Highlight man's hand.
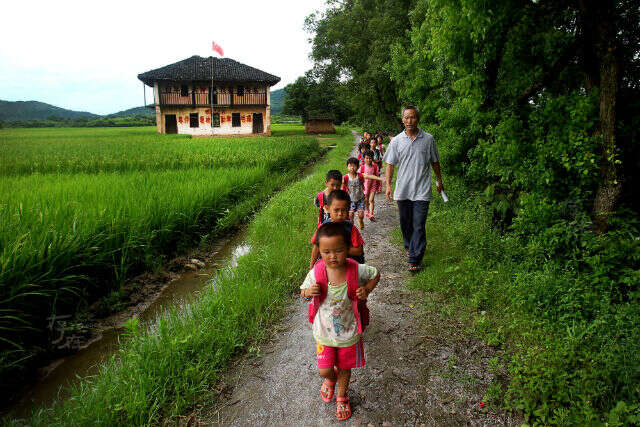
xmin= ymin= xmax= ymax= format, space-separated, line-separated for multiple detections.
xmin=356 ymin=286 xmax=369 ymax=300
xmin=436 ymin=180 xmax=444 ymax=193
xmin=385 ymin=184 xmax=393 ymax=202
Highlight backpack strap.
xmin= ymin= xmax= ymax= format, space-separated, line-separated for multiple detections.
xmin=317 ymin=192 xmax=325 ymax=225
xmin=308 ymin=259 xmax=329 ymax=324
xmin=344 ymin=259 xmax=369 ymax=334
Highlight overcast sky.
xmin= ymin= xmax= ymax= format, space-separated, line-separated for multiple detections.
xmin=0 ymin=0 xmax=327 ymax=115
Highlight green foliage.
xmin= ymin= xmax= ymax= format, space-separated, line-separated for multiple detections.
xmin=0 ymin=125 xmax=321 ymax=402
xmin=305 ymin=0 xmax=415 ymax=130
xmin=410 ymin=175 xmax=640 ymax=425
xmin=282 ymin=69 xmax=352 ymax=125
xmin=3 ymin=128 xmax=354 ymax=426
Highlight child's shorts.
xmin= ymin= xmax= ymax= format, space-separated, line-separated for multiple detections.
xmin=350 ymin=199 xmax=365 ymax=213
xmin=316 ymin=338 xmax=365 ymax=370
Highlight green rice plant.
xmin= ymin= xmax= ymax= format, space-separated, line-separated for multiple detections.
xmin=2 ymin=127 xmax=354 ymax=426
xmin=0 ymin=126 xmax=316 ymax=176
xmin=0 ymin=125 xmax=320 ymax=398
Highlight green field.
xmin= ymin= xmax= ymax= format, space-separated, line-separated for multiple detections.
xmin=3 ymin=127 xmax=353 ymax=426
xmin=0 ymin=125 xmax=320 ymax=396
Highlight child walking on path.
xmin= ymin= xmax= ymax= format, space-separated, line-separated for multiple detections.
xmin=315 ymin=170 xmax=343 ymax=226
xmin=301 ymin=222 xmax=380 ymax=421
xmin=360 ymin=150 xmax=382 ymax=220
xmin=343 ymin=158 xmax=383 ymax=229
xmin=309 ymin=190 xmax=365 ymax=269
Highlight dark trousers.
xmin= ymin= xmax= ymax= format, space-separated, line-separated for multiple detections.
xmin=397 ymin=200 xmax=430 ymax=266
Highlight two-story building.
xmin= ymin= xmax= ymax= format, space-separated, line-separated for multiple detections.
xmin=138 ymin=56 xmax=281 ymax=136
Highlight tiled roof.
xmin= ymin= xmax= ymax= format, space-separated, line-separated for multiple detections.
xmin=138 ymin=56 xmax=281 ymax=87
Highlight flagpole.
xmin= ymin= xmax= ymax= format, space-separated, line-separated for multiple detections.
xmin=210 ymin=55 xmax=214 ymax=136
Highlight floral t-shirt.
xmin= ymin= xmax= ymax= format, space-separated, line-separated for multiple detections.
xmin=301 ymin=264 xmax=378 ymax=347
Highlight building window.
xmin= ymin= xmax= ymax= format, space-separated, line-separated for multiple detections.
xmin=232 ymin=113 xmax=241 ymax=127
xmin=190 ymin=113 xmax=199 ymax=128
xmin=212 ymin=113 xmax=220 ymax=127
xmin=237 ymin=86 xmax=244 ymax=97
xmin=181 ymin=85 xmax=189 ymax=97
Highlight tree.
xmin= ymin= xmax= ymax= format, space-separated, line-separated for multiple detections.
xmin=282 ymin=66 xmax=352 ymax=124
xmin=305 ymin=0 xmax=415 ymax=130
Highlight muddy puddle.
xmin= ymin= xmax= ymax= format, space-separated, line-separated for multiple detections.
xmin=5 ymin=230 xmax=252 ymax=420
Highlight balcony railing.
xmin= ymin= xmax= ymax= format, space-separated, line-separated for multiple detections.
xmin=158 ymin=91 xmax=266 ymax=107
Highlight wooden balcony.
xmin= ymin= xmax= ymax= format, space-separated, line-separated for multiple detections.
xmin=158 ymin=91 xmax=266 ymax=107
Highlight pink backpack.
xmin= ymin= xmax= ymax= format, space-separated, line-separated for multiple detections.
xmin=308 ymin=258 xmax=370 ymax=333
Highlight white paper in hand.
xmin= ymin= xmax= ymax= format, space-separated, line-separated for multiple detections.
xmin=440 ymin=190 xmax=449 ymax=203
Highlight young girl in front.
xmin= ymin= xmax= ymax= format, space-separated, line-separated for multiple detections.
xmin=361 ymin=150 xmax=381 ymax=220
xmin=301 ymin=222 xmax=380 ymax=421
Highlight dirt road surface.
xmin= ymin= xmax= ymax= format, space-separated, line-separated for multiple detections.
xmin=182 ymin=133 xmax=519 ymax=426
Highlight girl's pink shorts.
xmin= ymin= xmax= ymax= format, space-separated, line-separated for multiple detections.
xmin=316 ymin=338 xmax=365 ymax=370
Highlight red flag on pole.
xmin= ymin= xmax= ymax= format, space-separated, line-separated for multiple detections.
xmin=212 ymin=41 xmax=224 ymax=57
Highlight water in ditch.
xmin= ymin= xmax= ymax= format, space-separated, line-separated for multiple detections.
xmin=5 ymin=230 xmax=252 ymax=420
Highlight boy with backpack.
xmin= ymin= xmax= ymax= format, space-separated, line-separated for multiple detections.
xmin=309 ymin=190 xmax=365 ymax=269
xmin=315 ymin=170 xmax=343 ymax=226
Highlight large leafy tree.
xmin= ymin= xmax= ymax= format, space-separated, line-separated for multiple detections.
xmin=389 ymin=0 xmax=639 ymax=232
xmin=305 ymin=0 xmax=415 ymax=130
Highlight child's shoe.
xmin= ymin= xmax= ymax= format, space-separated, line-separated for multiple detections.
xmin=336 ymin=396 xmax=352 ymax=421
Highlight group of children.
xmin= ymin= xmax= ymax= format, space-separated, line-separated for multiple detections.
xmin=300 ymin=131 xmax=390 ymax=421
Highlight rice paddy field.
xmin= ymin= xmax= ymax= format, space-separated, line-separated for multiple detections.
xmin=0 ymin=125 xmax=321 ymax=397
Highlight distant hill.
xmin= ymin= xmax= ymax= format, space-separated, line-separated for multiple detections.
xmin=106 ymin=106 xmax=155 ymax=118
xmin=0 ymin=100 xmax=98 ymax=122
xmin=2 ymin=92 xmax=283 ymax=122
xmin=270 ymin=88 xmax=286 ymax=114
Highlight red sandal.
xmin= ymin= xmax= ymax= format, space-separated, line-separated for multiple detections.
xmin=320 ymin=368 xmax=338 ymax=402
xmin=336 ymin=396 xmax=352 ymax=421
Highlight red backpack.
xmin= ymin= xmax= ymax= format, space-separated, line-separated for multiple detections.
xmin=316 ymin=191 xmax=326 ymax=226
xmin=308 ymin=258 xmax=370 ymax=334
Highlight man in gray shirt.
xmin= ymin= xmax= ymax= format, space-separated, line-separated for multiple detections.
xmin=383 ymin=106 xmax=444 ymax=272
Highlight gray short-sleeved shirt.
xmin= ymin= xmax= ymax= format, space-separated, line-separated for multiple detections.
xmin=382 ymin=129 xmax=439 ymax=201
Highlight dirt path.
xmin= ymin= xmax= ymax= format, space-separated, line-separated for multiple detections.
xmin=183 ymin=133 xmax=519 ymax=426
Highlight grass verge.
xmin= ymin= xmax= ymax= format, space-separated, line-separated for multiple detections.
xmin=409 ymin=176 xmax=640 ymax=425
xmin=4 ymin=128 xmax=355 ymax=426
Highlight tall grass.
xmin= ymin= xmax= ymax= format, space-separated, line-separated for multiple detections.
xmin=0 ymin=125 xmax=321 ymax=400
xmin=3 ymin=128 xmax=355 ymax=426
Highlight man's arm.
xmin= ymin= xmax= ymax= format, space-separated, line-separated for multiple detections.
xmin=431 ymin=162 xmax=444 ymax=193
xmin=385 ymin=164 xmax=394 ymax=201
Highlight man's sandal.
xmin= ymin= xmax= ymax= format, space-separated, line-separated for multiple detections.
xmin=409 ymin=265 xmax=422 ymax=273
xmin=320 ymin=368 xmax=338 ymax=402
xmin=336 ymin=396 xmax=352 ymax=421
